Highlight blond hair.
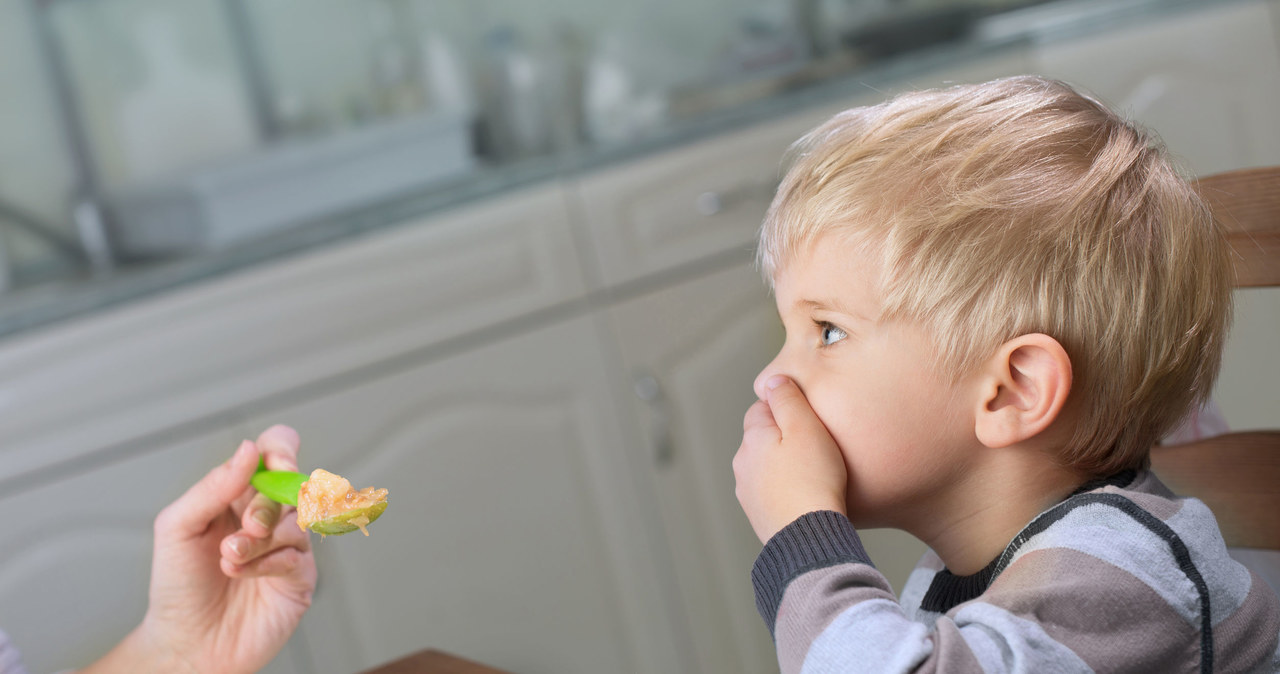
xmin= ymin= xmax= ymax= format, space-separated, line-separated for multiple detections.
xmin=759 ymin=76 xmax=1232 ymax=476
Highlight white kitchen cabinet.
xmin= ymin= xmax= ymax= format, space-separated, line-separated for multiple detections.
xmin=0 ymin=425 xmax=310 ymax=674
xmin=1031 ymin=0 xmax=1280 ymax=433
xmin=245 ymin=315 xmax=684 ymax=674
xmin=1032 ymin=0 xmax=1280 ymax=176
xmin=0 ymin=183 xmax=586 ymax=486
xmin=599 ymin=260 xmax=782 ymax=674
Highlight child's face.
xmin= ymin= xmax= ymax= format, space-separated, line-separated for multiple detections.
xmin=754 ymin=235 xmax=979 ymax=529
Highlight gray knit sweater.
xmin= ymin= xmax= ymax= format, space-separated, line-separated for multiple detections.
xmin=752 ymin=470 xmax=1280 ymax=673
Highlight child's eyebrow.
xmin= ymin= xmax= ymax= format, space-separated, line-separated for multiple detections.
xmin=794 ymin=298 xmax=872 ymax=323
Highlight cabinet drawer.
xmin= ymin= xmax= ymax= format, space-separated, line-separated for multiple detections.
xmin=572 ymin=105 xmax=851 ymax=288
xmin=569 ymin=42 xmax=1036 ymax=290
xmin=0 ymin=183 xmax=587 ymax=484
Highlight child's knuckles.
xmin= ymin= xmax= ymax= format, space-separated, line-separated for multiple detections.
xmin=731 ymin=447 xmax=748 ymax=476
xmin=742 ymin=400 xmax=772 ymax=429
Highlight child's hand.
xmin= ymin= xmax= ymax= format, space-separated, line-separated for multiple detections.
xmin=733 ymin=376 xmax=849 ymax=544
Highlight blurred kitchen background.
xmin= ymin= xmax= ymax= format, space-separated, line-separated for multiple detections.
xmin=0 ymin=0 xmax=1277 ymax=672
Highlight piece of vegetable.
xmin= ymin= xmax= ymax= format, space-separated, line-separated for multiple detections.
xmin=295 ymin=468 xmax=389 ymax=537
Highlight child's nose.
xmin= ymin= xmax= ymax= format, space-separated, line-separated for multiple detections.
xmin=753 ymin=356 xmax=785 ymax=401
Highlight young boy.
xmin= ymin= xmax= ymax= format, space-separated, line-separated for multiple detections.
xmin=733 ymin=76 xmax=1280 ymax=672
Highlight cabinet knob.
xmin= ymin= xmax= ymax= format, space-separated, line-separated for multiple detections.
xmin=695 ymin=191 xmax=724 ymax=216
xmin=633 ymin=374 xmax=675 ymax=469
xmin=693 ymin=178 xmax=781 ymax=218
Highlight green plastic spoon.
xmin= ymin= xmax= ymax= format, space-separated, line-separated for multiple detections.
xmin=251 ymin=460 xmax=388 ymax=536
xmin=250 ymin=464 xmax=308 ymax=507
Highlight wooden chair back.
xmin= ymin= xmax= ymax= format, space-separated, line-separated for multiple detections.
xmin=1149 ymin=166 xmax=1280 ymax=550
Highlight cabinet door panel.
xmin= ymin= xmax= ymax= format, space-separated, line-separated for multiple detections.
xmin=0 ymin=184 xmax=586 ymax=486
xmin=248 ymin=316 xmax=683 ymax=674
xmin=604 ymin=262 xmax=780 ymax=673
xmin=0 ymin=427 xmax=310 ymax=674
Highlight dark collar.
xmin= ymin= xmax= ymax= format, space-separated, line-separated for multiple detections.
xmin=918 ymin=469 xmax=1137 ymax=613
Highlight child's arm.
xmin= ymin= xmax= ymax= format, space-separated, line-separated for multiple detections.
xmin=734 ymin=376 xmax=926 ymax=669
xmin=750 ymin=507 xmax=1231 ymax=673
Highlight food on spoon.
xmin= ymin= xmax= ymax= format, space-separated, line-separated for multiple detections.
xmin=296 ymin=468 xmax=389 ymax=537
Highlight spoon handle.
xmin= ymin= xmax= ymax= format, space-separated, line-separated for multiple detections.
xmin=251 ymin=459 xmax=308 ymax=507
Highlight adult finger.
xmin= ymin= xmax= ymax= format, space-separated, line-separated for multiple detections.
xmin=221 ymin=545 xmax=313 ymax=580
xmin=243 ymin=425 xmax=300 ymax=536
xmin=155 ymin=440 xmax=258 ymax=539
xmin=222 ymin=514 xmax=310 ymax=567
xmin=763 ymin=376 xmax=825 ymax=437
xmin=222 ymin=514 xmax=313 ymax=580
xmin=241 ymin=492 xmax=282 ymax=538
xmin=256 ymin=424 xmax=301 ymax=472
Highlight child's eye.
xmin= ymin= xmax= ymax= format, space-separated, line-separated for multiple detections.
xmin=818 ymin=322 xmax=848 ymax=346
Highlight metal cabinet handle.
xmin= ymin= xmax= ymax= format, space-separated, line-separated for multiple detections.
xmin=633 ymin=374 xmax=675 ymax=469
xmin=695 ymin=191 xmax=724 ymax=216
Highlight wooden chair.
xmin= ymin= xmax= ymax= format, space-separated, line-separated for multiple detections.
xmin=360 ymin=649 xmax=514 ymax=674
xmin=1149 ymin=165 xmax=1280 ymax=553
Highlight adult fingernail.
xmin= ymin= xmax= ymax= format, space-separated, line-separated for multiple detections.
xmin=260 ymin=425 xmax=299 ymax=451
xmin=766 ymin=375 xmax=788 ymax=390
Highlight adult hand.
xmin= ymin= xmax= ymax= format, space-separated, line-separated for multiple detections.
xmin=83 ymin=425 xmax=317 ymax=674
xmin=733 ymin=376 xmax=849 ymax=543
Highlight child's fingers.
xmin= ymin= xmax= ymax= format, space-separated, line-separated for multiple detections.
xmin=743 ymin=399 xmax=778 ymax=432
xmin=763 ymin=376 xmax=824 ymax=437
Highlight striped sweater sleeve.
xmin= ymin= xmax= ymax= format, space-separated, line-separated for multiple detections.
xmin=752 ymin=511 xmax=990 ymax=673
xmin=752 ymin=497 xmax=1280 ymax=673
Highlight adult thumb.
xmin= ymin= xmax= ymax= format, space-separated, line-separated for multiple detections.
xmin=157 ymin=439 xmax=258 ymax=538
xmin=764 ymin=376 xmax=822 ymax=436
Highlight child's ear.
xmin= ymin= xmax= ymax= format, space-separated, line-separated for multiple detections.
xmin=973 ymin=333 xmax=1073 ymax=449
